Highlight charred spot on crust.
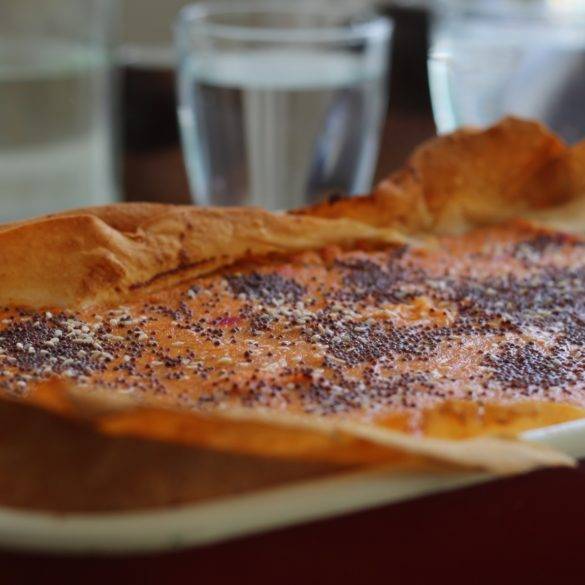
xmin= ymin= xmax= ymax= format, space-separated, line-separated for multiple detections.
xmin=326 ymin=192 xmax=348 ymax=204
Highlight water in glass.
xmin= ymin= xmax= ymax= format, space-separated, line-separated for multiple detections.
xmin=179 ymin=48 xmax=387 ymax=209
xmin=0 ymin=39 xmax=116 ymax=221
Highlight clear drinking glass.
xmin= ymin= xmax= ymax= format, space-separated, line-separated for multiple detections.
xmin=428 ymin=0 xmax=585 ymax=144
xmin=0 ymin=0 xmax=118 ymax=222
xmin=175 ymin=2 xmax=392 ymax=209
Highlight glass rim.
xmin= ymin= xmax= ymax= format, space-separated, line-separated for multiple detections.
xmin=176 ymin=1 xmax=393 ymax=44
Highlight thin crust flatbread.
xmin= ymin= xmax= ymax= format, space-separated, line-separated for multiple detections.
xmin=0 ymin=117 xmax=584 ymax=511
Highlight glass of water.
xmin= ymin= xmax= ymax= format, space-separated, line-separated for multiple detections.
xmin=0 ymin=0 xmax=118 ymax=222
xmin=175 ymin=2 xmax=392 ymax=209
xmin=428 ymin=0 xmax=585 ymax=144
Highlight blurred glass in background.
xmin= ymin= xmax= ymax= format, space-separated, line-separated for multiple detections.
xmin=428 ymin=0 xmax=585 ymax=143
xmin=118 ymin=0 xmax=431 ymax=207
xmin=175 ymin=2 xmax=392 ymax=210
xmin=0 ymin=0 xmax=118 ymax=222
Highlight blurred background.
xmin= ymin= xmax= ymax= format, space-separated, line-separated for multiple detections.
xmin=1 ymin=0 xmax=584 ymax=221
xmin=120 ymin=0 xmax=433 ymax=206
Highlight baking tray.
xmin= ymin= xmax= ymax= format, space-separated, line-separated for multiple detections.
xmin=0 ymin=418 xmax=583 ymax=555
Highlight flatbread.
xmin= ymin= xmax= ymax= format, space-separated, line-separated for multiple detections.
xmin=0 ymin=117 xmax=583 ymax=511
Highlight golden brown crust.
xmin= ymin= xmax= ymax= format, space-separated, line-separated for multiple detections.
xmin=0 ymin=118 xmax=583 ymax=513
xmin=0 ymin=205 xmax=404 ymax=309
xmin=523 ymin=140 xmax=585 ymax=232
xmin=297 ymin=117 xmax=585 ymax=235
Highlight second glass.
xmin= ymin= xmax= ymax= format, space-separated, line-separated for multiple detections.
xmin=175 ymin=2 xmax=392 ymax=209
xmin=0 ymin=0 xmax=118 ymax=222
xmin=428 ymin=1 xmax=585 ymax=144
